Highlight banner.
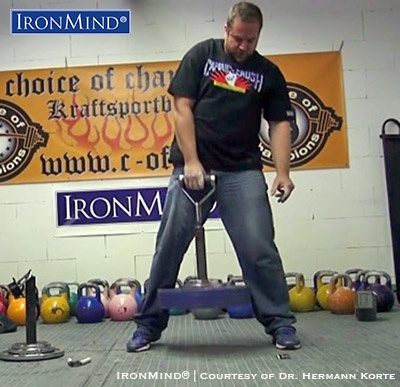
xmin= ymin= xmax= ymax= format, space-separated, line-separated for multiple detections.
xmin=0 ymin=51 xmax=348 ymax=185
xmin=56 ymin=186 xmax=219 ymax=227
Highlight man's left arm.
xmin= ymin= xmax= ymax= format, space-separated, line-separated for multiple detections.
xmin=269 ymin=120 xmax=295 ymax=203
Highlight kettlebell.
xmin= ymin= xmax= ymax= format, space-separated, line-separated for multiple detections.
xmin=185 ymin=277 xmax=222 ymax=320
xmin=76 ymin=283 xmax=105 ymax=323
xmin=66 ymin=282 xmax=80 ymax=317
xmin=7 ymin=297 xmax=27 ymax=326
xmin=328 ymin=273 xmax=355 ymax=314
xmin=351 ymin=269 xmax=369 ymax=291
xmin=285 ymin=272 xmax=300 ymax=292
xmin=0 ymin=285 xmax=10 ymax=314
xmin=7 ymin=286 xmax=40 ymax=326
xmin=169 ymin=280 xmax=188 ymax=316
xmin=345 ymin=268 xmax=364 ymax=291
xmin=288 ymin=273 xmax=315 ymax=312
xmin=40 ymin=282 xmax=70 ymax=323
xmin=226 ymin=276 xmax=254 ymax=318
xmin=314 ymin=270 xmax=339 ymax=310
xmin=130 ymin=279 xmax=143 ymax=312
xmin=0 ymin=301 xmax=6 ymax=315
xmin=87 ymin=278 xmax=110 ymax=318
xmin=361 ymin=270 xmax=395 ymax=312
xmin=108 ymin=279 xmax=138 ymax=321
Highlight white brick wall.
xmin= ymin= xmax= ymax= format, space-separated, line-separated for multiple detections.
xmin=0 ymin=0 xmax=399 ymax=290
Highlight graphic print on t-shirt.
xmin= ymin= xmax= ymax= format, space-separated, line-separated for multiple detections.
xmin=203 ymin=58 xmax=264 ymax=93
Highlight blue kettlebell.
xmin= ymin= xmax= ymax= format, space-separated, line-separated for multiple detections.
xmin=345 ymin=268 xmax=364 ymax=291
xmin=131 ymin=279 xmax=143 ymax=311
xmin=76 ymin=282 xmax=105 ymax=323
xmin=226 ymin=276 xmax=254 ymax=319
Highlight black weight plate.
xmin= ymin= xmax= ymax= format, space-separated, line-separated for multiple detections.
xmin=158 ymin=286 xmax=250 ymax=309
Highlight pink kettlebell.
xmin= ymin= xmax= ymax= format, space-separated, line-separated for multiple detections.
xmin=108 ymin=279 xmax=138 ymax=321
xmin=87 ymin=279 xmax=110 ymax=318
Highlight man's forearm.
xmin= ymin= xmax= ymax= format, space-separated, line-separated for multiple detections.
xmin=269 ymin=121 xmax=292 ymax=176
xmin=173 ymin=98 xmax=199 ymax=164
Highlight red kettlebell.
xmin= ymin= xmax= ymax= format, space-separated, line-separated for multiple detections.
xmin=76 ymin=283 xmax=105 ymax=324
xmin=87 ymin=278 xmax=110 ymax=318
xmin=328 ymin=273 xmax=355 ymax=314
xmin=0 ymin=300 xmax=6 ymax=315
xmin=108 ymin=279 xmax=138 ymax=321
xmin=0 ymin=285 xmax=9 ymax=315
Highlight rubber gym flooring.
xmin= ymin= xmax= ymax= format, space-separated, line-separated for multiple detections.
xmin=0 ymin=306 xmax=399 ymax=387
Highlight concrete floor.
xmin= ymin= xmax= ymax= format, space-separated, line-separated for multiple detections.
xmin=0 ymin=305 xmax=399 ymax=387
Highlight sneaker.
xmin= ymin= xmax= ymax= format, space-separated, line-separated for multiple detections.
xmin=126 ymin=330 xmax=161 ymax=353
xmin=272 ymin=326 xmax=301 ymax=350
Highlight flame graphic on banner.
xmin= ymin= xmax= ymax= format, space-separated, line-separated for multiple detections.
xmin=52 ymin=95 xmax=173 ymax=154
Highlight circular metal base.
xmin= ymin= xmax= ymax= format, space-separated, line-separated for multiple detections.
xmin=0 ymin=340 xmax=64 ymax=362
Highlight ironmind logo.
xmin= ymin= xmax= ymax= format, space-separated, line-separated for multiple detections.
xmin=56 ymin=188 xmax=219 ymax=226
xmin=10 ymin=10 xmax=131 ymax=35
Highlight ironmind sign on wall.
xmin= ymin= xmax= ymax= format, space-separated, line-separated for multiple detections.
xmin=56 ymin=187 xmax=219 ymax=227
xmin=0 ymin=51 xmax=348 ymax=185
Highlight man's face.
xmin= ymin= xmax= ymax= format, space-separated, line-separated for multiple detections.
xmin=224 ymin=17 xmax=260 ymax=63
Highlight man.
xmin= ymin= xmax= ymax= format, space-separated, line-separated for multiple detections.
xmin=127 ymin=1 xmax=300 ymax=352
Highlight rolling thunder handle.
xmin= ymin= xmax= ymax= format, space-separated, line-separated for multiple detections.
xmin=179 ymin=174 xmax=216 ymax=281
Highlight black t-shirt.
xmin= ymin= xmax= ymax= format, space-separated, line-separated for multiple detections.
xmin=167 ymin=38 xmax=293 ymax=171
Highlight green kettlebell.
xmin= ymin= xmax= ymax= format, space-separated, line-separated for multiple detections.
xmin=169 ymin=280 xmax=187 ymax=316
xmin=66 ymin=281 xmax=80 ymax=316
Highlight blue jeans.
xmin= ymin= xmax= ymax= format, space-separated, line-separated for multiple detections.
xmin=135 ymin=168 xmax=296 ymax=335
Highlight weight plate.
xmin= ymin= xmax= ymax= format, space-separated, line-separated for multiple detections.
xmin=158 ymin=286 xmax=250 ymax=309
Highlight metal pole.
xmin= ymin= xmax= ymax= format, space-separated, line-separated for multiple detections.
xmin=25 ymin=275 xmax=37 ymax=345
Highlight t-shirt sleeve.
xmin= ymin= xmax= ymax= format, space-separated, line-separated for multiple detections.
xmin=167 ymin=42 xmax=206 ymax=99
xmin=262 ymin=66 xmax=294 ymax=122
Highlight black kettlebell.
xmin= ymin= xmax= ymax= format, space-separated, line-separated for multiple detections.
xmin=185 ymin=277 xmax=222 ymax=320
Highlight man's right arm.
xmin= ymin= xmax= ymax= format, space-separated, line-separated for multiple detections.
xmin=173 ymin=96 xmax=205 ymax=189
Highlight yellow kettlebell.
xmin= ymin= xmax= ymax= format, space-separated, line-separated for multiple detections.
xmin=40 ymin=282 xmax=70 ymax=323
xmin=314 ymin=270 xmax=339 ymax=310
xmin=289 ymin=273 xmax=316 ymax=312
xmin=284 ymin=272 xmax=298 ymax=292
